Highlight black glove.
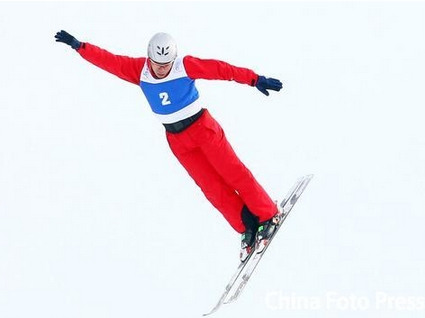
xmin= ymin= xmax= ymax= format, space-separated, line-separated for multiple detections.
xmin=55 ymin=30 xmax=82 ymax=50
xmin=255 ymin=76 xmax=283 ymax=96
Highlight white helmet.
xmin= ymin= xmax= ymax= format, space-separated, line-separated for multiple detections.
xmin=147 ymin=32 xmax=177 ymax=64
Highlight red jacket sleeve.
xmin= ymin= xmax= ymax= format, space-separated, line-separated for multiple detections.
xmin=183 ymin=55 xmax=259 ymax=86
xmin=77 ymin=43 xmax=145 ymax=85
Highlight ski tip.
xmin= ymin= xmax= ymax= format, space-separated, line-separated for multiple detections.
xmin=203 ymin=309 xmax=215 ymax=316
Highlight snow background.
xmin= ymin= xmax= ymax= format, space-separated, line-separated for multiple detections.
xmin=1 ymin=1 xmax=425 ymax=317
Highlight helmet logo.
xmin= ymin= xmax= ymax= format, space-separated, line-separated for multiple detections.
xmin=156 ymin=46 xmax=170 ymax=56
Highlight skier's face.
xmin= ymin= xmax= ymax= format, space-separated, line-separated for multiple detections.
xmin=149 ymin=59 xmax=174 ymax=79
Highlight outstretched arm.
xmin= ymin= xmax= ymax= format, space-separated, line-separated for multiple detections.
xmin=183 ymin=55 xmax=282 ymax=96
xmin=55 ymin=30 xmax=145 ymax=85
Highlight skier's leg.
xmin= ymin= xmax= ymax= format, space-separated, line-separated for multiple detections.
xmin=196 ymin=110 xmax=277 ymax=222
xmin=166 ymin=132 xmax=246 ymax=233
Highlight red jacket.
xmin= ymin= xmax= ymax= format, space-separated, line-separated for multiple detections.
xmin=77 ymin=43 xmax=259 ymax=87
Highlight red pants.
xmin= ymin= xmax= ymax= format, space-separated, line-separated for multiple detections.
xmin=166 ymin=109 xmax=277 ymax=233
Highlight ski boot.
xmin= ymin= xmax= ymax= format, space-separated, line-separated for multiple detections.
xmin=240 ymin=228 xmax=256 ymax=262
xmin=256 ymin=204 xmax=283 ymax=253
xmin=240 ymin=206 xmax=259 ymax=262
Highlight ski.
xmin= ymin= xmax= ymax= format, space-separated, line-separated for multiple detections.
xmin=202 ymin=250 xmax=255 ymax=316
xmin=225 ymin=174 xmax=313 ymax=304
xmin=203 ymin=174 xmax=313 ymax=316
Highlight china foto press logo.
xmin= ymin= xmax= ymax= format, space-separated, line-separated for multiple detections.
xmin=265 ymin=291 xmax=425 ymax=312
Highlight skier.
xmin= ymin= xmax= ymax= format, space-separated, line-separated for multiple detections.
xmin=54 ymin=30 xmax=283 ymax=262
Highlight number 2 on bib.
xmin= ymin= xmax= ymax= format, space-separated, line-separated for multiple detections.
xmin=159 ymin=92 xmax=171 ymax=106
